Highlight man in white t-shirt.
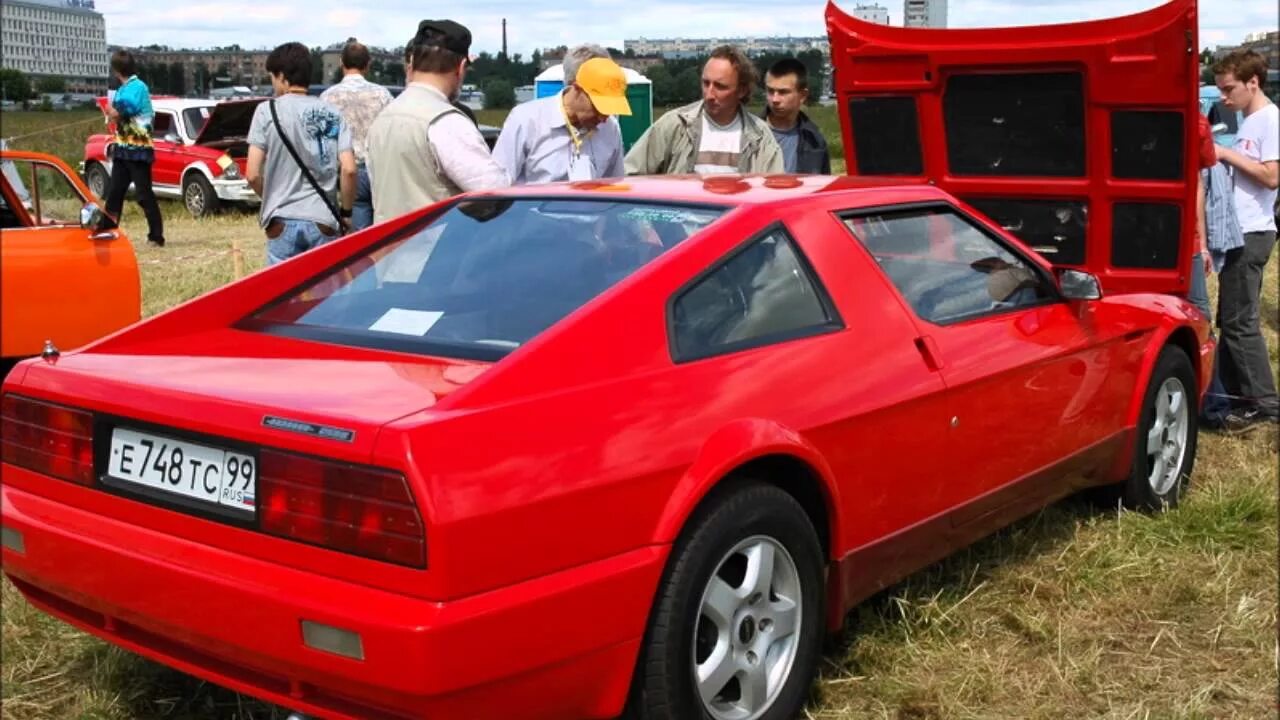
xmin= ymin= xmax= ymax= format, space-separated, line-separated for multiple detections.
xmin=625 ymin=45 xmax=783 ymax=176
xmin=1212 ymin=49 xmax=1279 ymax=431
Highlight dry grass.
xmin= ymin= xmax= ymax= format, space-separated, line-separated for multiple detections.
xmin=1 ymin=109 xmax=1276 ymax=720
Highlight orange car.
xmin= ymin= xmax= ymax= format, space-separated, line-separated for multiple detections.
xmin=0 ymin=149 xmax=140 ymax=364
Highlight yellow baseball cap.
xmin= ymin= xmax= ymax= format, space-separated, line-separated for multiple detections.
xmin=575 ymin=58 xmax=632 ymax=117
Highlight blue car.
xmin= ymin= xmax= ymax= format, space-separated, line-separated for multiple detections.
xmin=1199 ymin=84 xmax=1242 ymax=147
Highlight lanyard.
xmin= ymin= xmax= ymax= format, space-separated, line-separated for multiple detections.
xmin=559 ymin=95 xmax=590 ymax=157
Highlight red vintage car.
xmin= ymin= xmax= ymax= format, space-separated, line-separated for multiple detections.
xmin=3 ymin=2 xmax=1210 ymax=719
xmin=82 ymin=97 xmax=263 ymax=218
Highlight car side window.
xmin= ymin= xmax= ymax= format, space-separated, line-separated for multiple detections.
xmin=2 ymin=160 xmax=86 ymax=227
xmin=153 ymin=112 xmax=177 ymax=142
xmin=843 ymin=207 xmax=1056 ymax=324
xmin=670 ymin=226 xmax=841 ymax=361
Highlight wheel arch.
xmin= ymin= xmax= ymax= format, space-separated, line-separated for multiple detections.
xmin=1106 ymin=322 xmax=1206 ymax=483
xmin=1124 ymin=324 xmax=1204 ymax=428
xmin=652 ymin=420 xmax=840 ymax=563
xmin=180 ymin=161 xmax=216 ymax=186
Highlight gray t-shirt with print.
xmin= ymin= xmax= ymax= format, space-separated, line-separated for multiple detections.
xmin=247 ymin=94 xmax=352 ymax=228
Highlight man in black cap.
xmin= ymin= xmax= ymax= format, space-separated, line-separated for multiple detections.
xmin=366 ymin=19 xmax=508 ymax=223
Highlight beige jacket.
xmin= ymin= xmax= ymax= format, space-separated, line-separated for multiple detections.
xmin=365 ymin=85 xmax=463 ymax=224
xmin=624 ymin=100 xmax=785 ymax=175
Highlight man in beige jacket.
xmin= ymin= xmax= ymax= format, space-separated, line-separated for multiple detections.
xmin=365 ymin=19 xmax=508 ymax=224
xmin=625 ymin=45 xmax=784 ymax=176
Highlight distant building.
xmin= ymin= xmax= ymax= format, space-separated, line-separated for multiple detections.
xmin=319 ymin=42 xmax=402 ymax=84
xmin=619 ymin=56 xmax=665 ymax=73
xmin=903 ymin=0 xmax=946 ymax=28
xmin=128 ymin=47 xmax=271 ymax=97
xmin=623 ymin=36 xmax=830 ymax=60
xmin=537 ymin=46 xmax=664 ymax=73
xmin=1211 ymin=30 xmax=1279 ymax=71
xmin=0 ymin=0 xmax=108 ymax=93
xmin=852 ymin=3 xmax=891 ymax=25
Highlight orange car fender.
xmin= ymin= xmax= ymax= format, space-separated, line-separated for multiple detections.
xmin=651 ymin=418 xmax=842 ymax=557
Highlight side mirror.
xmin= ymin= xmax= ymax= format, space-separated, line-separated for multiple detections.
xmin=1057 ymin=269 xmax=1102 ymax=301
xmin=1211 ymin=122 xmax=1229 ymax=135
xmin=80 ymin=202 xmax=103 ymax=229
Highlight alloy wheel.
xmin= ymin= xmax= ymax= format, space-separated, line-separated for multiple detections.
xmin=692 ymin=535 xmax=802 ymax=720
xmin=1145 ymin=376 xmax=1189 ymax=496
xmin=185 ymin=182 xmax=205 ymax=216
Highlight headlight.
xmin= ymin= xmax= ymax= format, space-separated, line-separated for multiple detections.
xmin=220 ymin=162 xmax=241 ymax=180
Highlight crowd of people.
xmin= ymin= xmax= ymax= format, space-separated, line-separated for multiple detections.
xmin=95 ymin=18 xmax=828 ymax=258
xmin=89 ymin=23 xmax=1276 ymax=432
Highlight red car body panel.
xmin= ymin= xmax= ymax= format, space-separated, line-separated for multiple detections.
xmin=828 ymin=0 xmax=1200 ymax=297
xmin=4 ymin=4 xmax=1214 ymax=718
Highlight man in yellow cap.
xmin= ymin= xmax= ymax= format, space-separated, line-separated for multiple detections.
xmin=493 ymin=46 xmax=632 ymax=184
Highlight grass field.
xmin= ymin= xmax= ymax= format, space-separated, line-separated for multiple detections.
xmin=0 ymin=107 xmax=1276 ymax=720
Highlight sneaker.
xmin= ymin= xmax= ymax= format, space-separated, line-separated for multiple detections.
xmin=147 ymin=237 xmax=165 ymax=247
xmin=1221 ymin=408 xmax=1280 ymax=436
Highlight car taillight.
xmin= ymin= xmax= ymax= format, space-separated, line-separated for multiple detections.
xmin=258 ymin=449 xmax=426 ymax=568
xmin=0 ymin=394 xmax=95 ymax=486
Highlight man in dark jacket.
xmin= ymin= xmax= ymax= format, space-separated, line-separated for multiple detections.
xmin=763 ymin=58 xmax=831 ymax=174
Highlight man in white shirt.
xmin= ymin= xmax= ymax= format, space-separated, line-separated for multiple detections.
xmin=493 ymin=46 xmax=631 ymax=184
xmin=625 ymin=45 xmax=783 ymax=176
xmin=1212 ymin=49 xmax=1279 ymax=431
xmin=321 ymin=39 xmax=393 ymax=230
xmin=365 ymin=20 xmax=508 ymax=224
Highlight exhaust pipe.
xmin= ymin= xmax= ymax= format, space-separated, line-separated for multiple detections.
xmin=286 ymin=714 xmax=314 ymax=720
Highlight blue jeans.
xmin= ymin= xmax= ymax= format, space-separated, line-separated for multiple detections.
xmin=266 ymin=219 xmax=335 ymax=266
xmin=1187 ymin=252 xmax=1210 ymax=319
xmin=352 ymin=163 xmax=373 ymax=231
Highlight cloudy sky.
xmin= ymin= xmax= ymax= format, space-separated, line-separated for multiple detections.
xmin=98 ymin=0 xmax=1273 ymax=56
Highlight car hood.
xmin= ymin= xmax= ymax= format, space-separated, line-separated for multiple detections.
xmin=194 ymin=98 xmax=267 ymax=146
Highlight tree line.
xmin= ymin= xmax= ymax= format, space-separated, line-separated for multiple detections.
xmin=646 ymin=50 xmax=828 ymax=107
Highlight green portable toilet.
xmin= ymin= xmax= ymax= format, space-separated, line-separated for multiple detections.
xmin=533 ymin=65 xmax=652 ymax=151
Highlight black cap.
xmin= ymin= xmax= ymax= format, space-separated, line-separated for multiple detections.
xmin=414 ymin=19 xmax=472 ymax=57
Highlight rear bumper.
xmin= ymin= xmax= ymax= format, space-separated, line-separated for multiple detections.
xmin=1 ymin=481 xmax=664 ymax=719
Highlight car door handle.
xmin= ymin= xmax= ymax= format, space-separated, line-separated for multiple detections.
xmin=89 ymin=230 xmax=118 ymax=241
xmin=914 ymin=335 xmax=945 ymax=372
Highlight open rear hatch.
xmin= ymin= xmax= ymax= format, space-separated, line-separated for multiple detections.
xmin=827 ymin=0 xmax=1199 ymax=296
xmin=193 ymin=98 xmax=266 ymax=146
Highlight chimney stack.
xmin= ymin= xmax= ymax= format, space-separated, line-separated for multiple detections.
xmin=502 ymin=18 xmax=508 ymax=58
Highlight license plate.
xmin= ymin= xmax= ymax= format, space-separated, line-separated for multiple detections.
xmin=106 ymin=427 xmax=256 ymax=513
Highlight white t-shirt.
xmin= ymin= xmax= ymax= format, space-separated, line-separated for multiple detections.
xmin=1232 ymin=102 xmax=1279 ymax=234
xmin=694 ymin=114 xmax=742 ymax=175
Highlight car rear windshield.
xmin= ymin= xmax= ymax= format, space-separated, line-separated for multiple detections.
xmin=245 ymin=198 xmax=725 ymax=360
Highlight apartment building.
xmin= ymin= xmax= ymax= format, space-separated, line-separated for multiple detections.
xmin=0 ymin=0 xmax=108 ymax=93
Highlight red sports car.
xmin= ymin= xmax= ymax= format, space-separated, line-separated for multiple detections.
xmin=2 ymin=2 xmax=1210 ymax=719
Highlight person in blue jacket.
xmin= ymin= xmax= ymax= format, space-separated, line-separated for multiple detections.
xmin=99 ymin=49 xmax=164 ymax=246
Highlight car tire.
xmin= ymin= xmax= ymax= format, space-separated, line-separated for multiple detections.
xmin=629 ymin=481 xmax=824 ymax=720
xmin=183 ymin=174 xmax=220 ymax=218
xmin=1121 ymin=346 xmax=1199 ymax=511
xmin=85 ymin=162 xmax=109 ymax=201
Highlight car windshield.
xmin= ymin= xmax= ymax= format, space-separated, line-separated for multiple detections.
xmin=182 ymin=106 xmax=214 ymax=141
xmin=245 ymin=198 xmax=726 ymax=360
